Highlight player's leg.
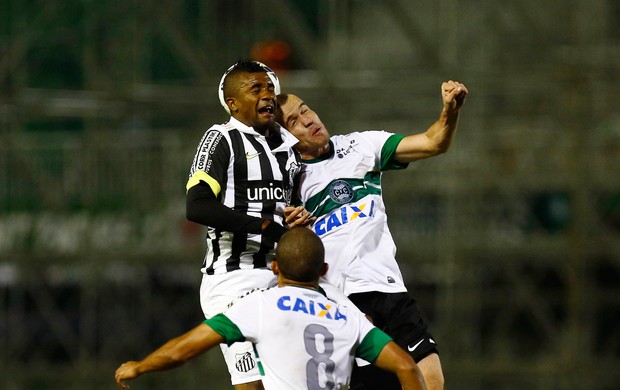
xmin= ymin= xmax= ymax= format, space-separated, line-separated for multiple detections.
xmin=416 ymin=352 xmax=444 ymax=390
xmin=349 ymin=291 xmax=399 ymax=389
xmin=387 ymin=293 xmax=443 ymax=390
xmin=349 ymin=291 xmax=443 ymax=390
xmin=350 ymin=360 xmax=400 ymax=389
xmin=234 ymin=382 xmax=264 ymax=390
xmin=350 ymin=349 xmax=444 ymax=390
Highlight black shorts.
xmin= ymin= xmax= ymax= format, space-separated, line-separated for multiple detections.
xmin=348 ymin=291 xmax=438 ymax=362
xmin=349 ymin=291 xmax=438 ymax=390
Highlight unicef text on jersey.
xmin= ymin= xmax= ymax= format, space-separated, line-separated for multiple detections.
xmin=246 ymin=180 xmax=287 ymax=202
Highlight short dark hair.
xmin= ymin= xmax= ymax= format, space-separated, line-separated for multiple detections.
xmin=275 ymin=227 xmax=325 ymax=283
xmin=222 ymin=59 xmax=269 ymax=99
xmin=227 ymin=59 xmax=267 ymax=76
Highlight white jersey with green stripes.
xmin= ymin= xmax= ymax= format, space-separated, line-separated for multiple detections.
xmin=205 ymin=285 xmax=392 ymax=390
xmin=295 ymin=131 xmax=409 ymax=296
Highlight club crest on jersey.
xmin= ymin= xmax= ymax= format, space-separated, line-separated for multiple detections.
xmin=328 ymin=180 xmax=354 ymax=204
xmin=235 ymin=352 xmax=256 ymax=373
xmin=277 ymin=296 xmax=347 ymax=321
xmin=313 ymin=200 xmax=375 ymax=236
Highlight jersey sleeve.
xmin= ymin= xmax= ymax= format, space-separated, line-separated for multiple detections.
xmin=203 ymin=314 xmax=245 ymax=346
xmin=358 ymin=131 xmax=408 ymax=172
xmin=220 ymin=290 xmax=263 ymax=342
xmin=380 ymin=134 xmax=409 ymax=171
xmin=355 ymin=327 xmax=393 ymax=363
xmin=186 ymin=128 xmax=231 ymax=197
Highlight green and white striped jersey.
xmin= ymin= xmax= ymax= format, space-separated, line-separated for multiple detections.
xmin=294 ymin=131 xmax=410 ymax=296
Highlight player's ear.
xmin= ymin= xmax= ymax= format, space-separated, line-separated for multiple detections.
xmin=227 ymin=98 xmax=237 ymax=113
xmin=320 ymin=263 xmax=328 ymax=277
xmin=271 ymin=260 xmax=280 ymax=276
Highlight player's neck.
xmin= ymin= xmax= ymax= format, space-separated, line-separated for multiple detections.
xmin=278 ymin=278 xmax=320 ymax=291
xmin=317 ymin=142 xmax=331 ymax=158
xmin=255 ymin=123 xmax=279 ymax=138
xmin=301 ymin=142 xmax=331 ymax=160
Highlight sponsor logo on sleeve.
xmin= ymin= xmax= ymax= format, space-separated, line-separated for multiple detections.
xmin=336 ymin=139 xmax=358 ymax=158
xmin=196 ymin=131 xmax=223 ymax=173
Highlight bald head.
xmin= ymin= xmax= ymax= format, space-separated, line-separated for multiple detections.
xmin=275 ymin=228 xmax=325 ymax=283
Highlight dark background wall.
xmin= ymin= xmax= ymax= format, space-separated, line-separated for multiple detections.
xmin=1 ymin=0 xmax=619 ymax=388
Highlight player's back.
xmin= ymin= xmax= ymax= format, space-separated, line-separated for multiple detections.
xmin=224 ymin=285 xmax=376 ymax=389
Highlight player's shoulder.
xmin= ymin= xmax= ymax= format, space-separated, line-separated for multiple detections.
xmin=194 ymin=123 xmax=238 ymax=150
xmin=351 ymin=130 xmax=398 ymax=149
xmin=203 ymin=122 xmax=238 ymax=136
xmin=225 ymin=286 xmax=273 ymax=310
xmin=333 ymin=131 xmax=389 ymax=145
xmin=329 ymin=131 xmax=386 ymax=158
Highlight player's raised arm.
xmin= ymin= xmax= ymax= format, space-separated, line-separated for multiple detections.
xmin=373 ymin=341 xmax=428 ymax=390
xmin=394 ymin=80 xmax=468 ymax=163
xmin=114 ymin=324 xmax=224 ymax=389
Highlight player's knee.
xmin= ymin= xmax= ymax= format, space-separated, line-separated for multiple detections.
xmin=423 ymin=370 xmax=444 ymax=390
xmin=417 ymin=353 xmax=444 ymax=390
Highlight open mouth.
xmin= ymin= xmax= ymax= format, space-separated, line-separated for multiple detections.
xmin=258 ymin=105 xmax=274 ymax=115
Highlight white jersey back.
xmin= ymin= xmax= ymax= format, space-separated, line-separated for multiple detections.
xmin=208 ymin=285 xmax=391 ymax=390
xmin=294 ymin=131 xmax=409 ymax=295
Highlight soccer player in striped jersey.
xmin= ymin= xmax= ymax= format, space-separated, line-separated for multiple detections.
xmin=276 ymin=81 xmax=468 ymax=390
xmin=185 ymin=60 xmax=305 ymax=389
xmin=115 ymin=228 xmax=427 ymax=390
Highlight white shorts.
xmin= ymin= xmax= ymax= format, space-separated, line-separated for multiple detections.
xmin=200 ymin=269 xmax=277 ymax=384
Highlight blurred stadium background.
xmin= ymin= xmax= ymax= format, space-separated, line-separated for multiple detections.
xmin=1 ymin=0 xmax=619 ymax=388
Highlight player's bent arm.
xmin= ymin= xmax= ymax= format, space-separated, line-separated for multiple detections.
xmin=394 ymin=109 xmax=460 ymax=163
xmin=114 ymin=324 xmax=223 ymax=388
xmin=186 ymin=182 xmax=263 ymax=232
xmin=373 ymin=341 xmax=427 ymax=390
xmin=186 ymin=182 xmax=287 ymax=242
xmin=394 ymin=81 xmax=468 ymax=163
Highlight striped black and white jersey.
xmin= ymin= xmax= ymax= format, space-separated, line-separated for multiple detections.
xmin=187 ymin=117 xmax=301 ymax=275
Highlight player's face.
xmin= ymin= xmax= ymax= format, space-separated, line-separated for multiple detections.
xmin=231 ymin=72 xmax=276 ymax=131
xmin=279 ymin=95 xmax=330 ymax=158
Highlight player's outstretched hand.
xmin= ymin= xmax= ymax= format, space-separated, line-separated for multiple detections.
xmin=441 ymin=80 xmax=468 ymax=112
xmin=115 ymin=361 xmax=140 ymax=389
